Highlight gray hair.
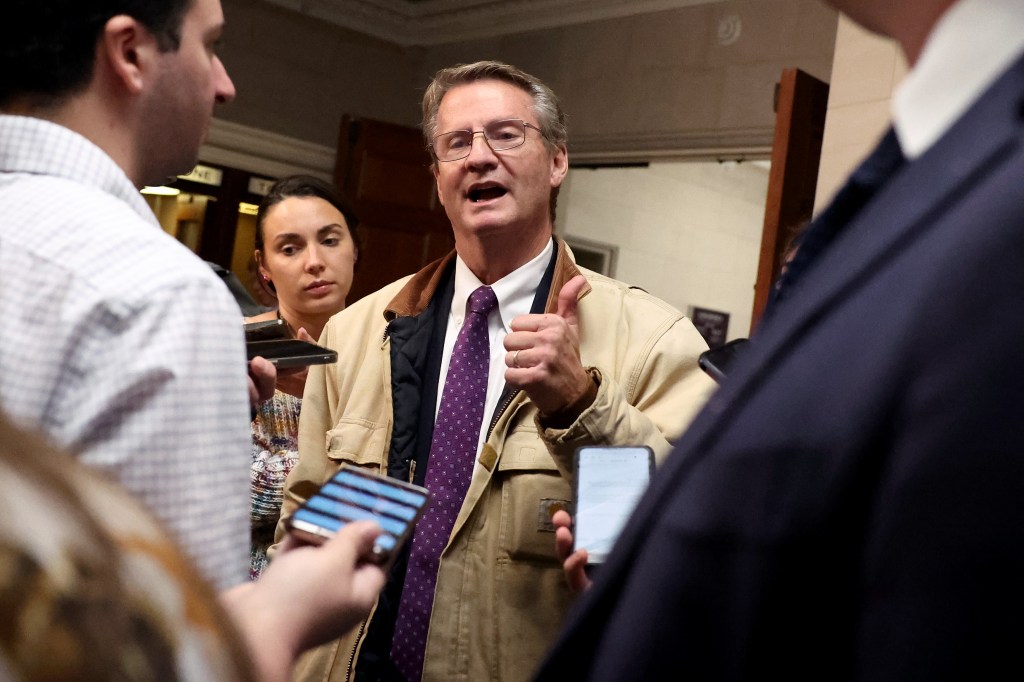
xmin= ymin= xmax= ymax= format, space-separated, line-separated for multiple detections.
xmin=422 ymin=60 xmax=568 ymax=154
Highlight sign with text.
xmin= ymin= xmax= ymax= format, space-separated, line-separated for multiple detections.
xmin=178 ymin=164 xmax=223 ymax=187
xmin=248 ymin=176 xmax=277 ymax=196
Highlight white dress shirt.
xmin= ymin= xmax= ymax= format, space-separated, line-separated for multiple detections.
xmin=893 ymin=0 xmax=1024 ymax=160
xmin=438 ymin=239 xmax=554 ymax=459
xmin=0 ymin=115 xmax=250 ymax=590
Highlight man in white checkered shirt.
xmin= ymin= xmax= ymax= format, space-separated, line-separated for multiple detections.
xmin=0 ymin=0 xmax=259 ymax=590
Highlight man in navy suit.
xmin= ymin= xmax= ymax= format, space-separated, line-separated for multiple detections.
xmin=535 ymin=0 xmax=1024 ymax=679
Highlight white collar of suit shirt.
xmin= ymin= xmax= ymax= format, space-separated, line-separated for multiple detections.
xmin=892 ymin=0 xmax=1024 ymax=160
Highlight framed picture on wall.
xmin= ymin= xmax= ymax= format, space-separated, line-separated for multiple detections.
xmin=689 ymin=306 xmax=730 ymax=348
xmin=565 ymin=235 xmax=618 ymax=277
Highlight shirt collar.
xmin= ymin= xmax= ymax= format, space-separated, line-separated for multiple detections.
xmin=892 ymin=0 xmax=1024 ymax=160
xmin=0 ymin=114 xmax=159 ymax=226
xmin=451 ymin=238 xmax=553 ymax=330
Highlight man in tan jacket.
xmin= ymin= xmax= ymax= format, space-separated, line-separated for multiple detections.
xmin=278 ymin=61 xmax=715 ymax=682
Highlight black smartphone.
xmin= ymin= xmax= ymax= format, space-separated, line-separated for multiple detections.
xmin=285 ymin=465 xmax=431 ymax=565
xmin=572 ymin=445 xmax=654 ymax=565
xmin=244 ymin=319 xmax=288 ymax=342
xmin=698 ymin=338 xmax=750 ymax=383
xmin=246 ymin=338 xmax=338 ymax=369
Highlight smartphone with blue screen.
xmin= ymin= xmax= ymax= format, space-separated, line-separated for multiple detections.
xmin=286 ymin=465 xmax=430 ymax=565
xmin=572 ymin=446 xmax=654 ymax=565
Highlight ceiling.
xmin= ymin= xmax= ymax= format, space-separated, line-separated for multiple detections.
xmin=261 ymin=0 xmax=726 ymax=46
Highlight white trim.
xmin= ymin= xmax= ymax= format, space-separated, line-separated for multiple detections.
xmin=569 ymin=127 xmax=773 ymax=164
xmin=199 ymin=118 xmax=335 ymax=181
xmin=261 ymin=0 xmax=726 ymax=47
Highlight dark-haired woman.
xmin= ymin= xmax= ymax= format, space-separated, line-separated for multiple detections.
xmin=246 ymin=175 xmax=359 ymax=579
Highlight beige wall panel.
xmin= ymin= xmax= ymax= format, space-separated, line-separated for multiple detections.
xmin=815 ymin=15 xmax=907 ymax=212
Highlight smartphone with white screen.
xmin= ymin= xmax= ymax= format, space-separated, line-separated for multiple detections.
xmin=572 ymin=445 xmax=654 ymax=565
xmin=285 ymin=465 xmax=430 ymax=566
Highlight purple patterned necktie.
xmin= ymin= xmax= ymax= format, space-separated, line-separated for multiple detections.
xmin=391 ymin=285 xmax=498 ymax=681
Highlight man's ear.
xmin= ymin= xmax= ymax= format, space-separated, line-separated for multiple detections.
xmin=550 ymin=143 xmax=569 ymax=188
xmin=100 ymin=15 xmax=160 ymax=95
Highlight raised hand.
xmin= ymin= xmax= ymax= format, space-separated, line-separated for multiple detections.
xmin=503 ymin=275 xmax=592 ymax=418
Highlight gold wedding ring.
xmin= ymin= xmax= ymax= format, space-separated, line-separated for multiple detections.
xmin=513 ymin=349 xmax=521 ymax=368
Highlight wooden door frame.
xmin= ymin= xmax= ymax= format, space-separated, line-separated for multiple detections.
xmin=750 ymin=68 xmax=830 ymax=331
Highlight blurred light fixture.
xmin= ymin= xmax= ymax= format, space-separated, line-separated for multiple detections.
xmin=141 ymin=186 xmax=181 ymax=196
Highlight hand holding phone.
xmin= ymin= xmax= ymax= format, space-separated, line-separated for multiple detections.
xmin=248 ymin=355 xmax=277 ymax=406
xmin=246 ymin=520 xmax=388 ymax=657
xmin=286 ymin=465 xmax=431 ymax=566
xmin=244 ymin=319 xmax=338 ymax=369
xmin=552 ymin=509 xmax=592 ymax=594
xmin=572 ymin=445 xmax=654 ymax=565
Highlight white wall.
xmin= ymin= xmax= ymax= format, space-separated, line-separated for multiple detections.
xmin=558 ymin=160 xmax=769 ymax=339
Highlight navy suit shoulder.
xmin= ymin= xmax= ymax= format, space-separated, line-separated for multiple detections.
xmin=536 ymin=55 xmax=1024 ymax=681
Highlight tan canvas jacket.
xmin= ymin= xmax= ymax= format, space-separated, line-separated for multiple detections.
xmin=277 ymin=239 xmax=715 ymax=681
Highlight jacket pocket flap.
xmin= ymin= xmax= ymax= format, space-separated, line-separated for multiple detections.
xmin=496 ymin=442 xmax=559 ymax=472
xmin=325 ymin=419 xmax=386 ymax=465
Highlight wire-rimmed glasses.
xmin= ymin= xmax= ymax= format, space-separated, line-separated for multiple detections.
xmin=431 ymin=119 xmax=543 ymax=162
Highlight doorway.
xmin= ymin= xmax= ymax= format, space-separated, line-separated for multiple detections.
xmin=141 ymin=163 xmax=277 ymax=306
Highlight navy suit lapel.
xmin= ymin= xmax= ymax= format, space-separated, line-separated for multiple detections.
xmin=549 ymin=54 xmax=1024 ymax=660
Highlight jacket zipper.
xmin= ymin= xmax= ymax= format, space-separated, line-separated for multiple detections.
xmin=486 ymin=387 xmax=520 ymax=441
xmin=345 ymin=618 xmax=368 ymax=682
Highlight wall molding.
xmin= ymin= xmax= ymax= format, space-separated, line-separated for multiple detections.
xmin=262 ymin=0 xmax=725 ymax=47
xmin=200 ymin=118 xmax=770 ymax=180
xmin=570 ymin=126 xmax=773 ymax=164
xmin=199 ymin=118 xmax=336 ymax=181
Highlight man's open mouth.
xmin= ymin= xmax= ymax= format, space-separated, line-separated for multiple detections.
xmin=467 ymin=185 xmax=508 ymax=202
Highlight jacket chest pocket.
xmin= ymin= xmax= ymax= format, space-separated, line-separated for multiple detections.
xmin=325 ymin=419 xmax=388 ymax=473
xmin=496 ymin=433 xmax=571 ymax=563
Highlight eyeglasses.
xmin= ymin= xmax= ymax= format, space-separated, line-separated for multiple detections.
xmin=431 ymin=119 xmax=543 ymax=162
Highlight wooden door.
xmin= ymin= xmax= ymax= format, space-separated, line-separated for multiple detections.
xmin=750 ymin=68 xmax=830 ymax=331
xmin=334 ymin=116 xmax=454 ymax=304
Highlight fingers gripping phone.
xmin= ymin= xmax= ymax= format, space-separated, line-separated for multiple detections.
xmin=286 ymin=465 xmax=431 ymax=565
xmin=572 ymin=446 xmax=654 ymax=565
